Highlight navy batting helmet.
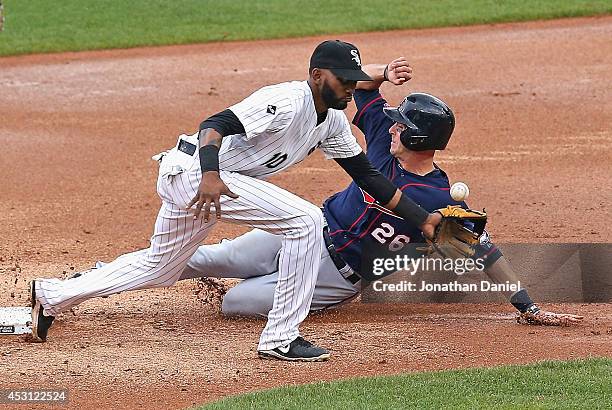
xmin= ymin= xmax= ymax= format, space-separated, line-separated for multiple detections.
xmin=383 ymin=93 xmax=455 ymax=151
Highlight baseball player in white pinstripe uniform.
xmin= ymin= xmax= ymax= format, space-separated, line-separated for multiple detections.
xmin=30 ymin=41 xmax=441 ymax=361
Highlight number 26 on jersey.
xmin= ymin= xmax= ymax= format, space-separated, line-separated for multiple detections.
xmin=371 ymin=223 xmax=410 ymax=251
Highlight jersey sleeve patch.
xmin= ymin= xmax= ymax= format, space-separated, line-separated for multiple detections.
xmin=229 ymin=88 xmax=295 ymax=140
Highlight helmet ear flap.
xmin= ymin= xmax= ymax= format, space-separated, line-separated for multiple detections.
xmin=400 ymin=128 xmax=430 ymax=151
xmin=399 ymin=128 xmax=412 ymax=148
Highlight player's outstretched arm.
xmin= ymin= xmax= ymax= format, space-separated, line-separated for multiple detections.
xmin=334 ymin=153 xmax=439 ymax=237
xmin=485 ymin=256 xmax=584 ymax=326
xmin=516 ymin=304 xmax=584 ymax=326
xmin=357 ymin=57 xmax=413 ymax=91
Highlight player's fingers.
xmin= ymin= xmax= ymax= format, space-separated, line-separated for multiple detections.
xmin=186 ymin=195 xmax=198 ymax=210
xmin=389 ymin=73 xmax=405 ymax=84
xmin=549 ymin=313 xmax=583 ymax=324
xmin=395 ymin=67 xmax=412 ymax=76
xmin=193 ymin=197 xmax=205 ymax=219
xmin=203 ymin=199 xmax=212 ymax=222
xmin=223 ymin=188 xmax=239 ymax=199
xmin=394 ymin=74 xmax=411 ymax=81
xmin=422 ymin=224 xmax=434 ymax=240
xmin=214 ymin=197 xmax=222 ymax=220
xmin=397 ymin=73 xmax=412 ymax=81
xmin=392 ymin=58 xmax=409 ymax=68
xmin=389 ymin=69 xmax=412 ymax=85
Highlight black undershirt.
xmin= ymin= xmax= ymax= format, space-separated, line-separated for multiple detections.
xmin=199 ymin=109 xmax=245 ymax=137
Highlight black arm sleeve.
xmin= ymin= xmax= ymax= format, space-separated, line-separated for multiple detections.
xmin=335 ymin=153 xmax=429 ymax=226
xmin=199 ymin=109 xmax=245 ymax=137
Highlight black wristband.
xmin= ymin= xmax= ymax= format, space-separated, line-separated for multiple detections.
xmin=510 ymin=289 xmax=536 ymax=313
xmin=394 ymin=194 xmax=429 ymax=227
xmin=383 ymin=65 xmax=390 ymax=81
xmin=199 ymin=145 xmax=220 ymax=173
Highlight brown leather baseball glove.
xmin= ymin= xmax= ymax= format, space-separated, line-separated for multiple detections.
xmin=426 ymin=205 xmax=487 ymax=259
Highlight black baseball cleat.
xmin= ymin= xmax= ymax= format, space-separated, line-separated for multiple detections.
xmin=30 ymin=280 xmax=55 ymax=342
xmin=258 ymin=336 xmax=330 ymax=362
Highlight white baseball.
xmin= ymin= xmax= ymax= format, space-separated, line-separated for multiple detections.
xmin=450 ymin=182 xmax=469 ymax=201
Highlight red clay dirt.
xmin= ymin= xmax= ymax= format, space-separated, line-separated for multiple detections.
xmin=1 ymin=16 xmax=611 ymax=409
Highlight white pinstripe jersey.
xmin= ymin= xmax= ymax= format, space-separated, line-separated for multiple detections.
xmin=217 ymin=80 xmax=362 ymax=178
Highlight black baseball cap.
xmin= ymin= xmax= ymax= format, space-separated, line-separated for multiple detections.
xmin=310 ymin=40 xmax=372 ymax=81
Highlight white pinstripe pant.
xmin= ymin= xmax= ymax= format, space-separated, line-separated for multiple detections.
xmin=36 ymin=143 xmax=324 ymax=350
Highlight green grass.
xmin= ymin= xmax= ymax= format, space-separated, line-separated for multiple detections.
xmin=1 ymin=0 xmax=611 ymax=56
xmin=200 ymin=358 xmax=612 ymax=409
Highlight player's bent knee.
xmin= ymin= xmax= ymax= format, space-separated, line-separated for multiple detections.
xmin=140 ymin=251 xmax=166 ymax=268
xmin=299 ymin=205 xmax=325 ymax=234
xmin=221 ymin=286 xmax=271 ymax=318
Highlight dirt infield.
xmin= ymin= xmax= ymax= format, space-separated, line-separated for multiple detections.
xmin=1 ymin=16 xmax=611 ymax=409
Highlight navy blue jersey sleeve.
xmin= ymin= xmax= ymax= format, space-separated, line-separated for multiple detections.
xmin=352 ymin=89 xmax=395 ymax=166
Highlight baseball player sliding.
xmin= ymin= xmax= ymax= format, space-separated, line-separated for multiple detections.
xmin=30 ymin=41 xmax=443 ymax=362
xmin=179 ymin=60 xmax=584 ymax=326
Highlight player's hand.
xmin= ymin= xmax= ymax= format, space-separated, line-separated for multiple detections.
xmin=517 ymin=309 xmax=584 ymax=326
xmin=420 ymin=212 xmax=442 ymax=240
xmin=187 ymin=171 xmax=238 ymax=222
xmin=385 ymin=57 xmax=413 ymax=85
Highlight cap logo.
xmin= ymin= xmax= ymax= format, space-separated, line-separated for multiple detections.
xmin=350 ymin=50 xmax=361 ymax=67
